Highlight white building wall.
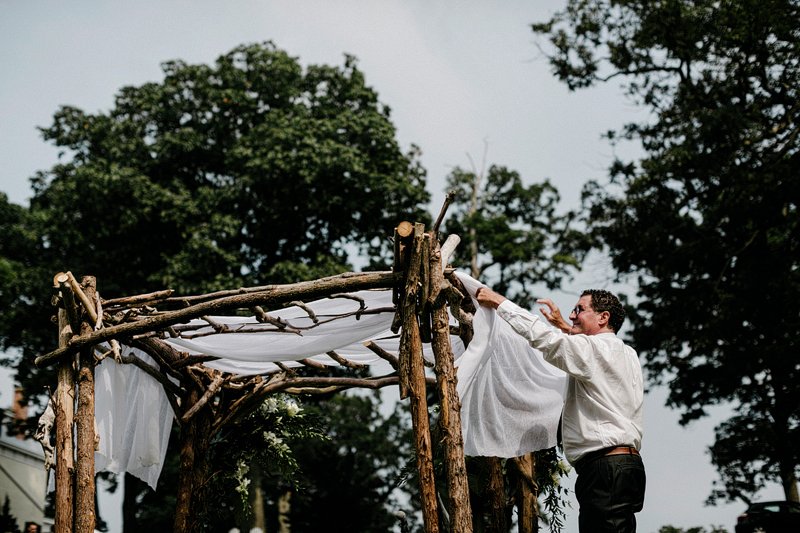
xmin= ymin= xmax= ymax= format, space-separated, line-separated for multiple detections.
xmin=0 ymin=411 xmax=50 ymax=532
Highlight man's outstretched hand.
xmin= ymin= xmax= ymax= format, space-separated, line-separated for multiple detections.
xmin=537 ymin=298 xmax=572 ymax=334
xmin=475 ymin=287 xmax=507 ymax=309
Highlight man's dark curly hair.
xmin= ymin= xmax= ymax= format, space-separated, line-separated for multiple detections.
xmin=582 ymin=289 xmax=626 ymax=332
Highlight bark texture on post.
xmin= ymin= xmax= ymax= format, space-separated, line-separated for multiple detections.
xmin=515 ymin=454 xmax=537 ymax=533
xmin=399 ymin=223 xmax=439 ymax=533
xmin=486 ymin=457 xmax=508 ymax=533
xmin=54 ymin=308 xmax=75 ymax=532
xmin=75 ymin=276 xmax=97 ymax=533
xmin=428 ymin=235 xmax=472 ymax=533
xmin=175 ymin=388 xmax=199 ymax=533
xmin=174 ymin=386 xmax=214 ymax=533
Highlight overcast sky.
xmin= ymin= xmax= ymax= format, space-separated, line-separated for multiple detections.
xmin=0 ymin=1 xmax=783 ymax=532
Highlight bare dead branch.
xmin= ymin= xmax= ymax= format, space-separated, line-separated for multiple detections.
xmin=181 ymin=375 xmax=226 ymax=423
xmin=299 ymin=358 xmax=330 ymax=371
xmin=251 ymin=306 xmax=301 ymax=333
xmin=288 ymin=301 xmax=318 ymax=323
xmin=327 ymin=293 xmax=367 ymax=313
xmin=363 ymin=340 xmax=399 ymax=370
xmin=201 ymin=316 xmax=230 ymax=333
xmin=326 ymin=350 xmax=368 ymax=369
xmin=101 ymin=289 xmax=175 ymax=309
xmin=275 ymin=362 xmax=295 ymax=375
xmin=433 ymin=191 xmax=456 ymax=234
xmin=117 ymin=352 xmax=183 ymax=398
xmin=171 ymin=355 xmax=220 ymax=370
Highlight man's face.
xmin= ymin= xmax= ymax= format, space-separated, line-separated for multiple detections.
xmin=568 ymin=294 xmax=605 ymax=335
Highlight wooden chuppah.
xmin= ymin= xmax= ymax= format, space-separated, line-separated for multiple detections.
xmin=35 ymin=218 xmax=475 ymax=533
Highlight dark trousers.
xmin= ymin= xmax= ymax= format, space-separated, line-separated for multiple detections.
xmin=574 ymin=454 xmax=646 ymax=533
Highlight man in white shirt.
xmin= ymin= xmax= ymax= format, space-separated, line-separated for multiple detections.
xmin=475 ymin=287 xmax=645 ymax=533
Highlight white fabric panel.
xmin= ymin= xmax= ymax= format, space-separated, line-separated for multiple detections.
xmin=454 ymin=275 xmax=567 ymax=457
xmin=95 ymin=347 xmax=174 ymax=490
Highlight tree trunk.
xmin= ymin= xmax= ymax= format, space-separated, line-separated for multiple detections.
xmin=54 ymin=308 xmax=75 ymax=532
xmin=515 ymin=454 xmax=537 ymax=533
xmin=278 ymin=489 xmax=292 ymax=533
xmin=782 ymin=469 xmax=799 ymax=502
xmin=429 ymin=234 xmax=472 ymax=533
xmin=400 ymin=223 xmax=439 ymax=533
xmin=75 ymin=276 xmax=97 ymax=533
xmin=250 ymin=465 xmax=267 ymax=532
xmin=122 ymin=473 xmax=142 ymax=533
xmin=486 ymin=458 xmax=507 ymax=533
xmin=174 ymin=388 xmax=200 ymax=532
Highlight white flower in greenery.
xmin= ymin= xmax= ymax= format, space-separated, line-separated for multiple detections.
xmin=284 ymin=399 xmax=301 ymax=416
xmin=262 ymin=397 xmax=279 ymax=413
xmin=263 ymin=430 xmax=291 ymax=456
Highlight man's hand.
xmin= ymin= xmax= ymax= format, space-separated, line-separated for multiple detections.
xmin=475 ymin=287 xmax=507 ymax=309
xmin=537 ymin=298 xmax=572 ymax=334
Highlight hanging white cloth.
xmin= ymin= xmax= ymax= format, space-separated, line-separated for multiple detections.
xmin=93 ymin=271 xmax=566 ymax=487
xmin=94 ymin=347 xmax=174 ymax=490
xmin=454 ymin=274 xmax=567 ymax=457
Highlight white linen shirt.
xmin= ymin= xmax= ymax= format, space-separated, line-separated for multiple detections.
xmin=496 ymin=300 xmax=644 ymax=465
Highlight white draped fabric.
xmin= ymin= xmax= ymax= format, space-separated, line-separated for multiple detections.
xmin=93 ymin=272 xmax=566 ymax=488
xmin=95 ymin=350 xmax=175 ymax=490
xmin=455 ymin=275 xmax=567 ymax=457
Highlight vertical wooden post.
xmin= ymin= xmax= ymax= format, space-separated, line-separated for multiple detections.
xmin=54 ymin=308 xmax=75 ymax=532
xmin=174 ymin=388 xmax=199 ymax=533
xmin=486 ymin=457 xmax=508 ymax=532
xmin=174 ymin=387 xmax=214 ymax=533
xmin=75 ymin=276 xmax=97 ymax=532
xmin=399 ymin=223 xmax=439 ymax=533
xmin=428 ymin=234 xmax=472 ymax=532
xmin=515 ymin=454 xmax=537 ymax=533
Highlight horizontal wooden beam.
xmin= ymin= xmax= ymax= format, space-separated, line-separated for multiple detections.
xmin=36 ymin=271 xmax=400 ymax=368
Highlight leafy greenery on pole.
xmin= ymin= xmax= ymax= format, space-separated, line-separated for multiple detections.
xmin=532 ymin=0 xmax=800 ymax=504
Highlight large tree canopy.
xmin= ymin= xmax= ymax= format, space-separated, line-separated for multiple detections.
xmin=533 ymin=0 xmax=800 ymax=503
xmin=0 ymin=41 xmax=430 ymax=530
xmin=1 ymin=41 xmax=429 ymax=400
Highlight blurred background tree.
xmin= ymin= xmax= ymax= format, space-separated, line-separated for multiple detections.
xmin=533 ymin=0 xmax=800 ymax=504
xmin=0 ymin=40 xmax=429 ymax=407
xmin=443 ymin=161 xmax=592 ymax=308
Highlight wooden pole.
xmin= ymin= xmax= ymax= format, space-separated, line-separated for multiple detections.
xmin=428 ymin=234 xmax=472 ymax=532
xmin=54 ymin=307 xmax=75 ymax=532
xmin=487 ymin=457 xmax=508 ymax=532
xmin=515 ymin=454 xmax=537 ymax=533
xmin=174 ymin=385 xmax=200 ymax=533
xmin=75 ymin=276 xmax=97 ymax=532
xmin=399 ymin=223 xmax=439 ymax=533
